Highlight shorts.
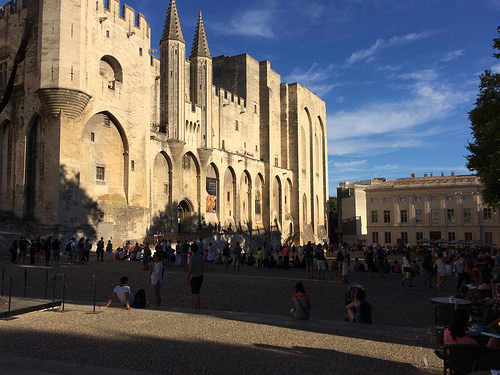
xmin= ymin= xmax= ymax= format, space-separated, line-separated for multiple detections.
xmin=376 ymin=260 xmax=384 ymax=270
xmin=190 ymin=276 xmax=203 ymax=294
xmin=316 ymin=260 xmax=326 ymax=270
xmin=305 ymin=258 xmax=314 ymax=267
xmin=153 ymin=279 xmax=162 ymax=288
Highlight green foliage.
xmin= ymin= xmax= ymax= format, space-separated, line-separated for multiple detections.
xmin=467 ymin=29 xmax=500 ymax=207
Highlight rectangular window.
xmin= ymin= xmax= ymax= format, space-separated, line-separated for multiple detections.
xmin=370 ymin=198 xmax=377 ymax=203
xmin=96 ymin=166 xmax=105 ymax=181
xmin=274 ymin=157 xmax=279 ymax=167
xmin=431 ymin=209 xmax=439 ymax=224
xmin=372 ymin=232 xmax=379 ymax=244
xmin=416 ymin=232 xmax=424 ymax=241
xmin=371 ymin=210 xmax=378 ymax=223
xmin=400 ymin=210 xmax=408 ymax=223
xmin=235 ymin=120 xmax=239 ymax=131
xmin=430 ymin=195 xmax=438 ymax=201
xmin=415 ymin=209 xmax=423 ymax=224
xmin=227 ymin=192 xmax=230 ymax=202
xmin=182 ymin=155 xmax=190 ymax=169
xmin=384 ymin=232 xmax=391 ymax=244
xmin=447 ymin=209 xmax=455 ymax=223
xmin=384 ymin=210 xmax=391 ymax=223
xmin=463 ymin=195 xmax=471 ymax=201
xmin=446 ymin=195 xmax=453 ymax=201
xmin=164 ymin=183 xmax=168 ymax=195
xmin=399 ymin=196 xmax=406 ymax=202
xmin=485 ymin=232 xmax=493 ymax=245
xmin=401 ymin=232 xmax=408 ymax=244
xmin=448 ymin=232 xmax=455 ymax=242
xmin=484 ymin=208 xmax=492 ymax=220
xmin=463 ymin=208 xmax=472 ymax=224
xmin=90 ymin=132 xmax=95 ymax=142
xmin=414 ymin=196 xmax=422 ymax=202
xmin=464 ymin=232 xmax=472 ymax=242
xmin=383 ymin=197 xmax=389 ymax=203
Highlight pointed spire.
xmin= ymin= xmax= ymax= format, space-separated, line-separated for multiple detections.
xmin=190 ymin=12 xmax=211 ymax=59
xmin=162 ymin=0 xmax=184 ymax=43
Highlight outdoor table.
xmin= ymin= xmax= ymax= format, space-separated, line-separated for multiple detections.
xmin=431 ymin=297 xmax=472 ymax=306
xmin=480 ymin=328 xmax=500 ymax=340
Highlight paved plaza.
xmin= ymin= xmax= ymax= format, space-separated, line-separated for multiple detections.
xmin=0 ymin=247 xmax=473 ymax=374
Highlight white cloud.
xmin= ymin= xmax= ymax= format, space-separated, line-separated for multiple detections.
xmin=285 ymin=63 xmax=341 ymax=97
xmin=440 ymin=49 xmax=465 ymax=62
xmin=397 ymin=69 xmax=439 ymax=82
xmin=214 ymin=8 xmax=276 ymax=38
xmin=492 ymin=62 xmax=500 ymax=73
xmin=346 ymin=31 xmax=431 ymax=65
xmin=328 ymin=81 xmax=471 ymax=144
xmin=332 ymin=160 xmax=367 ymax=169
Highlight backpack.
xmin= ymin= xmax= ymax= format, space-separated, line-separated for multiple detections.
xmin=336 ymin=250 xmax=344 ymax=262
xmin=65 ymin=242 xmax=71 ymax=252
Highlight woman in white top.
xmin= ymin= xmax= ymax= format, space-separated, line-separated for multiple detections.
xmin=401 ymin=251 xmax=413 ymax=287
xmin=207 ymin=242 xmax=216 ymax=270
xmin=151 ymin=253 xmax=163 ymax=306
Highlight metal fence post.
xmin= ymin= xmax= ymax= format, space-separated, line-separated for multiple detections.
xmin=52 ymin=273 xmax=56 ymax=303
xmin=62 ymin=273 xmax=66 ymax=312
xmin=24 ymin=268 xmax=27 ymax=298
xmin=45 ymin=269 xmax=49 ymax=299
xmin=7 ymin=277 xmax=12 ymax=318
xmin=93 ymin=274 xmax=96 ymax=313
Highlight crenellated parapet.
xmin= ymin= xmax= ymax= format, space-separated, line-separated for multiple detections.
xmin=97 ymin=0 xmax=150 ymax=39
xmin=0 ymin=0 xmax=27 ymax=18
xmin=214 ymin=86 xmax=246 ymax=109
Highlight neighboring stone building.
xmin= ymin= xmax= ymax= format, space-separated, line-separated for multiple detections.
xmin=337 ymin=178 xmax=385 ymax=244
xmin=0 ymin=0 xmax=328 ymax=244
xmin=365 ymin=173 xmax=500 ymax=247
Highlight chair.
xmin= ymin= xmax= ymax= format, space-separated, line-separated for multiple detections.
xmin=443 ymin=345 xmax=497 ymax=374
xmin=471 ymin=298 xmax=495 ymax=324
xmin=472 ymin=352 xmax=500 ymax=371
xmin=435 ymin=304 xmax=456 ymax=326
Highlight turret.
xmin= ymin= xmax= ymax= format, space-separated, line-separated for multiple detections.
xmin=190 ymin=12 xmax=212 ymax=147
xmin=160 ymin=0 xmax=185 ymax=139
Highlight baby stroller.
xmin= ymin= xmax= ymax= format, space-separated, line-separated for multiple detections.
xmin=344 ymin=283 xmax=364 ymax=321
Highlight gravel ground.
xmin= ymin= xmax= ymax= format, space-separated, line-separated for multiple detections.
xmin=0 ymin=252 xmax=495 ymax=374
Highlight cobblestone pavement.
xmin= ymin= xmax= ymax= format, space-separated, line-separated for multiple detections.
xmin=0 ymin=253 xmax=492 ymax=374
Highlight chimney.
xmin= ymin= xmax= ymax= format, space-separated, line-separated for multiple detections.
xmin=441 ymin=171 xmax=444 ymax=177
xmin=430 ymin=172 xmax=433 ymax=177
xmin=411 ymin=173 xmax=416 ymax=178
xmin=424 ymin=173 xmax=428 ymax=177
xmin=451 ymin=171 xmax=455 ymax=177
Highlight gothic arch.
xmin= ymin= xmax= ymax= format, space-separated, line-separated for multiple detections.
xmin=240 ymin=170 xmax=252 ymax=225
xmin=81 ymin=111 xmax=129 ymax=203
xmin=181 ymin=152 xmax=201 ymax=219
xmin=286 ymin=178 xmax=293 ymax=214
xmin=0 ymin=120 xmax=14 ymax=211
xmin=254 ymin=173 xmax=264 ymax=224
xmin=24 ymin=115 xmax=42 ymax=217
xmin=223 ymin=166 xmax=236 ymax=226
xmin=152 ymin=151 xmax=173 ymax=217
xmin=305 ymin=107 xmax=315 ymax=232
xmin=99 ymin=55 xmax=123 ymax=89
xmin=272 ymin=175 xmax=282 ymax=229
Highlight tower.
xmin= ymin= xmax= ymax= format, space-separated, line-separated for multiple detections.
xmin=160 ymin=0 xmax=185 ymax=139
xmin=190 ymin=12 xmax=212 ymax=148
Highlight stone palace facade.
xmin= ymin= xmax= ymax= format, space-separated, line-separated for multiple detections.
xmin=0 ymin=0 xmax=329 ymax=244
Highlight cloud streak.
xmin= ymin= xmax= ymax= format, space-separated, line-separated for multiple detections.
xmin=346 ymin=31 xmax=431 ymax=64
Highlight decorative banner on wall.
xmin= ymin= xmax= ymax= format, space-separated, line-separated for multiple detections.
xmin=206 ymin=177 xmax=217 ymax=212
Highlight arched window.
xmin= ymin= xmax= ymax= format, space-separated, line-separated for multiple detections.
xmin=99 ymin=55 xmax=123 ymax=90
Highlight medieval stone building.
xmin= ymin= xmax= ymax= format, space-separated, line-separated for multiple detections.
xmin=0 ymin=0 xmax=328 ymax=244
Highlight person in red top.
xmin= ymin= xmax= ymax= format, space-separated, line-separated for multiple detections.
xmin=290 ymin=281 xmax=310 ymax=319
xmin=443 ymin=308 xmax=478 ymax=346
xmin=282 ymin=245 xmax=290 ymax=270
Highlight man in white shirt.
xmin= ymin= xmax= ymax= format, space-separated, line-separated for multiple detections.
xmin=101 ymin=276 xmax=146 ymax=310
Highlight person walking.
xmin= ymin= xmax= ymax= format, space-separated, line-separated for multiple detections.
xmin=232 ymin=242 xmax=242 ymax=271
xmin=151 ymin=253 xmax=163 ymax=306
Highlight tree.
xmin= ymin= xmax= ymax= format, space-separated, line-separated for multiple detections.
xmin=0 ymin=15 xmax=33 ymax=114
xmin=466 ymin=28 xmax=500 ymax=208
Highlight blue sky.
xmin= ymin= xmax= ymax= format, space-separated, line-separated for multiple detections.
xmin=125 ymin=0 xmax=500 ymax=195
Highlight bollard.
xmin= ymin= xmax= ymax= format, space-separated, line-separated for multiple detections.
xmin=7 ymin=277 xmax=12 ymax=319
xmin=93 ymin=274 xmax=96 ymax=313
xmin=1 ymin=268 xmax=4 ymax=297
xmin=45 ymin=269 xmax=49 ymax=300
xmin=52 ymin=273 xmax=56 ymax=303
xmin=62 ymin=273 xmax=66 ymax=312
xmin=24 ymin=268 xmax=27 ymax=298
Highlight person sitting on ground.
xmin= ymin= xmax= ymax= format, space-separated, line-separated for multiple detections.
xmin=290 ymin=281 xmax=310 ymax=319
xmin=443 ymin=308 xmax=478 ymax=345
xmin=478 ymin=276 xmax=493 ymax=291
xmin=101 ymin=276 xmax=146 ymax=310
xmin=346 ymin=288 xmax=372 ymax=323
xmin=352 ymin=257 xmax=363 ymax=272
